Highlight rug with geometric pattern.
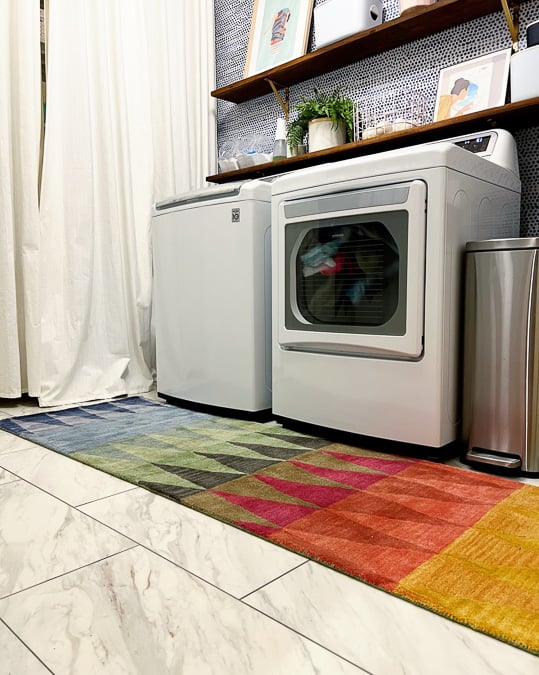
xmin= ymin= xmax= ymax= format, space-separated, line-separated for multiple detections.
xmin=1 ymin=396 xmax=539 ymax=655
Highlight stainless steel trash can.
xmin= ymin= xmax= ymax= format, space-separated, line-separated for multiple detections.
xmin=462 ymin=237 xmax=539 ymax=474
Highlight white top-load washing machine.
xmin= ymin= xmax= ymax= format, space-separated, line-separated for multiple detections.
xmin=271 ymin=130 xmax=521 ymax=449
xmin=152 ymin=179 xmax=272 ymax=413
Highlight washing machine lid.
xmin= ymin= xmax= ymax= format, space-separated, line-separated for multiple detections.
xmin=153 ymin=178 xmax=271 ymax=214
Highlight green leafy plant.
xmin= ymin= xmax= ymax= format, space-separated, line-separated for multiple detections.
xmin=286 ymin=88 xmax=356 ymax=152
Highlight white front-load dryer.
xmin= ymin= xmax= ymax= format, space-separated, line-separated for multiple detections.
xmin=271 ymin=130 xmax=521 ymax=449
xmin=152 ymin=179 xmax=272 ymax=413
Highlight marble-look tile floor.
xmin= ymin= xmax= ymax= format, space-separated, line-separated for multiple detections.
xmin=0 ymin=392 xmax=538 ymax=675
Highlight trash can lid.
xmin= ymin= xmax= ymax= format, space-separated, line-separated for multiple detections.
xmin=465 ymin=237 xmax=539 ymax=252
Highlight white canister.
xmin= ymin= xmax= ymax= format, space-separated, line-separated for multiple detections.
xmin=314 ymin=0 xmax=383 ymax=49
xmin=510 ymin=45 xmax=539 ymax=102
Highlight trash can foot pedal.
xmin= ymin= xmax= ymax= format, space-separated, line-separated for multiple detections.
xmin=465 ymin=448 xmax=521 ymax=470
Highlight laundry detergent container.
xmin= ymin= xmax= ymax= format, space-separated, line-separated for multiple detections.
xmin=462 ymin=237 xmax=539 ymax=474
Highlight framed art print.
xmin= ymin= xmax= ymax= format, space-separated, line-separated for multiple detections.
xmin=433 ymin=49 xmax=512 ymax=122
xmin=244 ymin=0 xmax=314 ymax=78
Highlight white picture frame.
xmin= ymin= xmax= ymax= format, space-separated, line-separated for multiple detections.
xmin=244 ymin=0 xmax=314 ymax=78
xmin=433 ymin=49 xmax=512 ymax=122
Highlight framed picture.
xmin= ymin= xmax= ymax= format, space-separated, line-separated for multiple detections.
xmin=433 ymin=49 xmax=512 ymax=122
xmin=244 ymin=0 xmax=314 ymax=78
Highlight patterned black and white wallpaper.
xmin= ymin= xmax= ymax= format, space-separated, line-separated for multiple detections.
xmin=214 ymin=0 xmax=539 ymax=235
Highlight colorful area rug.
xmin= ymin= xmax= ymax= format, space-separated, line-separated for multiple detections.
xmin=1 ymin=396 xmax=539 ymax=655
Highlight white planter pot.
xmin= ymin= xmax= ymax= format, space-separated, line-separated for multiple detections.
xmin=308 ymin=118 xmax=347 ymax=152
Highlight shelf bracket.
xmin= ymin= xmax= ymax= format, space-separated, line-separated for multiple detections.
xmin=265 ymin=78 xmax=290 ymax=120
xmin=501 ymin=0 xmax=520 ymax=52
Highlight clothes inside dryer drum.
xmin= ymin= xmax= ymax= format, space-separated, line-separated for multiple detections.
xmin=297 ymin=222 xmax=399 ymax=326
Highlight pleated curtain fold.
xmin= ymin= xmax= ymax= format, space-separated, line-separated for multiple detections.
xmin=0 ymin=0 xmax=42 ymax=399
xmin=1 ymin=0 xmax=216 ymax=405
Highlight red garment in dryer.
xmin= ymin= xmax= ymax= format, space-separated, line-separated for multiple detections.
xmin=319 ymin=252 xmax=355 ymax=275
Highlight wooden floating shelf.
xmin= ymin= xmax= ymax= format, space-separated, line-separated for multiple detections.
xmin=206 ymin=97 xmax=539 ymax=184
xmin=212 ymin=0 xmax=523 ymax=104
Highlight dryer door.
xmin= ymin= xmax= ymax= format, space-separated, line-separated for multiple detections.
xmin=278 ymin=179 xmax=426 ymax=359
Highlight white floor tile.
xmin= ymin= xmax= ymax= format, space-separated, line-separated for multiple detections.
xmin=244 ymin=560 xmax=539 ymax=675
xmin=0 ymin=620 xmax=51 ymax=674
xmin=0 ymin=399 xmax=42 ymax=417
xmin=0 ymin=468 xmax=20 ymax=486
xmin=0 ymin=430 xmax=38 ymax=456
xmin=80 ymin=487 xmax=307 ymax=598
xmin=0 ymin=480 xmax=135 ymax=597
xmin=0 ymin=444 xmax=136 ymax=506
xmin=0 ymin=546 xmax=365 ymax=675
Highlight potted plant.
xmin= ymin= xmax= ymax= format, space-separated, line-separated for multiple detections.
xmin=286 ymin=88 xmax=355 ymax=154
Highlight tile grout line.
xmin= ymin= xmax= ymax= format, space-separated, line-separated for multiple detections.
xmin=238 ymin=560 xmax=375 ymax=674
xmin=76 ymin=484 xmax=140 ymax=507
xmin=240 ymin=558 xmax=310 ymax=600
xmin=0 ymin=545 xmax=140 ymax=602
xmin=0 ymin=617 xmax=55 ymax=674
xmin=238 ymin=595 xmax=373 ymax=674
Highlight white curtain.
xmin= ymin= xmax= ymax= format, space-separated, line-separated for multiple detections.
xmin=145 ymin=2 xmax=217 ymax=199
xmin=0 ymin=0 xmax=42 ymax=398
xmin=38 ymin=0 xmax=216 ymax=406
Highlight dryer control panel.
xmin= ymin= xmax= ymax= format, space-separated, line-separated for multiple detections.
xmin=435 ymin=129 xmax=519 ymax=177
xmin=454 ymin=135 xmax=492 ymax=154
